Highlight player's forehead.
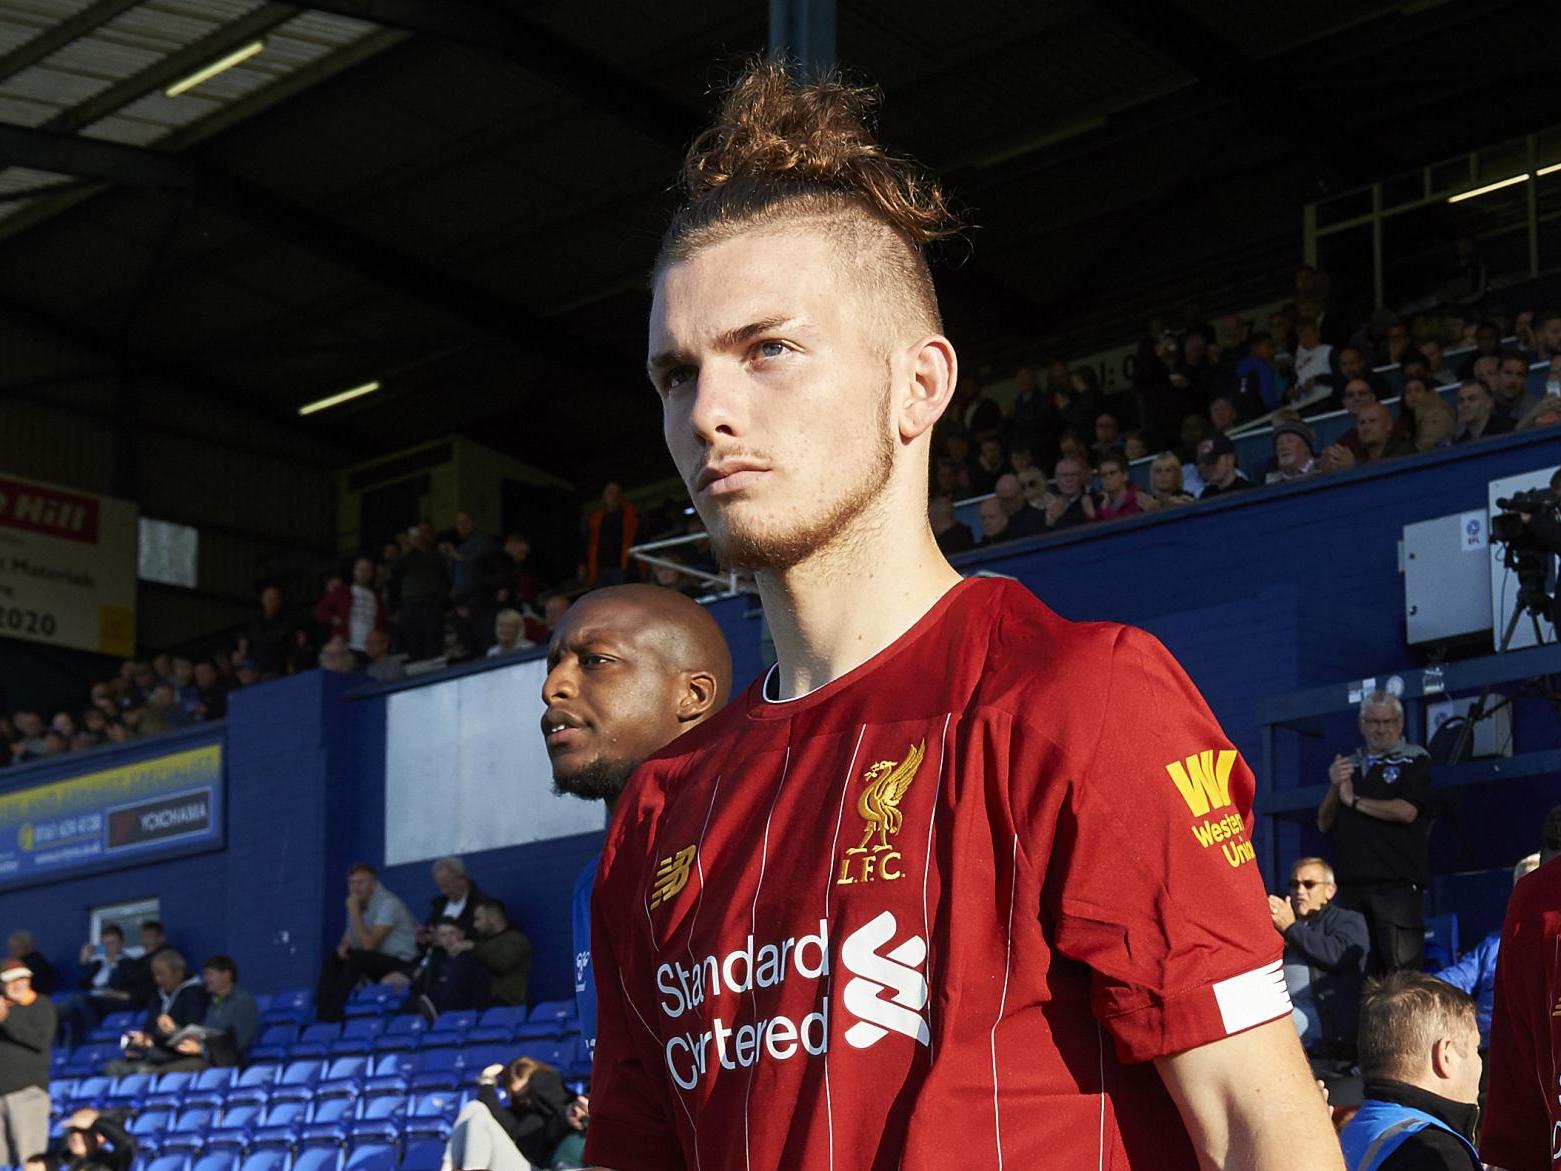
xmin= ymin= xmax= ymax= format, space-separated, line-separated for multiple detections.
xmin=552 ymin=599 xmax=662 ymax=657
xmin=649 ymin=230 xmax=848 ymax=349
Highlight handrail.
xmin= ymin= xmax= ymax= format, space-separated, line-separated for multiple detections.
xmin=627 ymin=531 xmax=753 ymax=596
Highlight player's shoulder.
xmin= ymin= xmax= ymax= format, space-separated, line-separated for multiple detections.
xmin=1506 ymin=857 xmax=1561 ymax=921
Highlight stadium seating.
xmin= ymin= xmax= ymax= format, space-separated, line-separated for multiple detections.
xmin=179 ymin=1067 xmax=238 ymax=1110
xmin=146 ymin=1155 xmax=190 ymax=1171
xmin=330 ymin=1017 xmax=387 ymax=1056
xmin=289 ymin=1024 xmax=343 ymax=1060
xmin=417 ymin=1010 xmax=477 ymax=1050
xmin=236 ymin=1151 xmax=288 ymax=1171
xmin=143 ymin=1069 xmax=197 ymax=1109
xmin=225 ymin=1064 xmax=282 ymax=1108
xmin=317 ymin=1054 xmax=371 ymax=1099
xmin=168 ymin=1104 xmax=254 ymax=1153
xmin=260 ymin=989 xmax=314 ymax=1026
xmin=398 ymin=1139 xmax=446 ymax=1171
xmin=247 ymin=1023 xmax=301 ymax=1063
xmin=467 ymin=1004 xmax=526 ymax=1044
xmin=369 ymin=1015 xmax=426 ymax=1053
xmin=89 ymin=1010 xmax=142 ymax=1043
xmin=192 ymin=1154 xmax=240 ymax=1171
xmin=344 ymin=984 xmax=405 ymax=1018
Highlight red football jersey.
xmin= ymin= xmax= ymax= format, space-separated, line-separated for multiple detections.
xmin=586 ymin=578 xmax=1288 ymax=1171
xmin=1480 ymin=857 xmax=1561 ymax=1171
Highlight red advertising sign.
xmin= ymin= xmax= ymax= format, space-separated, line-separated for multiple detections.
xmin=0 ymin=476 xmax=100 ymax=544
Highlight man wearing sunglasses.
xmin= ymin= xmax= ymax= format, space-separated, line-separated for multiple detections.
xmin=1269 ymin=858 xmax=1369 ymax=1074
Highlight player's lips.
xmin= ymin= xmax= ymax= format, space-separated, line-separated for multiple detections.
xmin=541 ymin=708 xmax=588 ymax=750
xmin=695 ymin=459 xmax=769 ymax=496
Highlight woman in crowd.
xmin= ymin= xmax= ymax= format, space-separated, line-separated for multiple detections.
xmin=1137 ymin=451 xmax=1197 ymax=511
xmin=443 ymin=1057 xmax=585 ymax=1170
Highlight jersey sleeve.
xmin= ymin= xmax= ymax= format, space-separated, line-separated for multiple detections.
xmin=582 ymin=835 xmax=686 ymax=1171
xmin=1045 ymin=626 xmax=1288 ymax=1064
xmin=1479 ymin=879 xmax=1553 ymax=1171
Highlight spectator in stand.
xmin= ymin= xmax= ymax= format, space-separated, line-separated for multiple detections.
xmin=1093 ymin=454 xmax=1142 ymax=519
xmin=1092 ymin=413 xmax=1123 ymax=460
xmin=967 ymin=434 xmax=1009 ymax=496
xmin=58 ymin=927 xmax=134 ymax=1047
xmin=165 ymin=955 xmax=259 ymax=1069
xmin=1419 ymin=337 xmax=1456 ymax=387
xmin=648 ymin=552 xmax=705 ymax=598
xmin=1495 ymin=350 xmax=1540 ymax=424
xmin=362 ymin=627 xmax=405 ymax=683
xmin=496 ymin=534 xmax=543 ymax=613
xmin=313 ymin=557 xmax=386 ymax=661
xmin=1044 ymin=369 xmax=1103 ymax=457
xmin=1318 ymin=690 xmax=1432 ymax=976
xmin=539 ymin=594 xmax=571 ymax=640
xmin=1340 ymin=974 xmax=1484 ymax=1171
xmin=1524 ymin=310 xmax=1561 ymax=396
xmin=5 ymin=934 xmax=56 ymax=998
xmin=1195 ymin=435 xmax=1250 ymax=499
xmin=1207 ymin=395 xmax=1239 ymax=436
xmin=104 ymin=950 xmax=208 ymax=1074
xmin=315 ymin=863 xmax=420 ymax=1022
xmin=992 ymin=474 xmax=1045 ymax=538
xmin=932 ymin=455 xmax=966 ymax=500
xmin=976 ymin=497 xmax=1012 ymax=548
xmin=1321 ymin=401 xmax=1416 ymax=472
xmin=1265 ymin=419 xmax=1320 ymax=484
xmin=1008 ymin=440 xmax=1037 ymax=474
xmin=1138 ymin=452 xmax=1196 ymax=512
xmin=187 ymin=660 xmax=226 ymax=720
xmin=1131 ymin=329 xmax=1185 ymax=449
xmin=23 ymin=1106 xmax=134 ymax=1171
xmin=1433 ymin=852 xmax=1540 ymax=1052
xmin=929 ymin=496 xmax=973 ymax=556
xmin=444 ymin=512 xmax=504 ymax=657
xmin=1519 ymin=395 xmax=1561 ymax=430
xmin=487 ymin=610 xmax=535 ymax=658
xmin=1381 ymin=319 xmax=1414 ymax=368
xmin=581 ymin=482 xmax=639 ymax=588
xmin=952 ymin=375 xmax=1002 ymax=437
xmin=121 ymin=922 xmax=169 ymax=1011
xmin=1017 ymin=468 xmax=1047 ymax=507
xmin=1041 ymin=456 xmax=1095 ymax=531
xmin=448 ymin=1057 xmax=583 ymax=1171
xmin=424 ymin=856 xmax=483 ymax=940
xmin=1233 ymin=331 xmax=1282 ymax=419
xmin=1457 ymin=320 xmax=1503 ymax=379
xmin=394 ymin=522 xmax=451 ymax=662
xmin=1005 ymin=366 xmax=1044 ymax=457
xmin=406 ymin=919 xmax=487 ymax=1020
xmin=1268 ymin=858 xmax=1368 ymax=1067
xmin=319 ymin=636 xmax=356 ymax=674
xmin=0 ymin=959 xmax=55 ymax=1167
xmin=1174 ymin=328 xmax=1217 ymax=405
xmin=1122 ymin=431 xmax=1149 ymax=462
xmin=1453 ymin=379 xmax=1515 ymax=444
xmin=465 ymin=900 xmax=532 ymax=1008
xmin=241 ymin=585 xmax=294 ymax=679
xmin=1293 ymin=317 xmax=1333 ymax=401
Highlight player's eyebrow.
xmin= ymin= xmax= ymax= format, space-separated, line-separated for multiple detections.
xmin=647 ymin=315 xmax=802 ymax=376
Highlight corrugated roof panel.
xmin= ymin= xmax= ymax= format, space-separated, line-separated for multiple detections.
xmin=2 ymin=62 xmax=122 ymax=109
xmin=0 ymin=93 xmax=58 ymax=126
xmin=0 ymin=167 xmax=74 ymax=195
xmin=0 ymin=0 xmax=98 ymax=55
xmin=102 ymin=0 xmax=262 ymax=51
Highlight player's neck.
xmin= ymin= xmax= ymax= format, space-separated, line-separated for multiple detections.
xmin=757 ymin=522 xmax=960 ymax=700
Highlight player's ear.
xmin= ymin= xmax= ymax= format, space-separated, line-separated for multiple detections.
xmin=898 ymin=333 xmax=957 ymax=443
xmin=677 ymin=670 xmax=720 ymax=722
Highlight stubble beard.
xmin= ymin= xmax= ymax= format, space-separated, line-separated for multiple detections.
xmin=704 ymin=380 xmax=897 ymax=574
xmin=552 ymin=758 xmax=637 ymax=802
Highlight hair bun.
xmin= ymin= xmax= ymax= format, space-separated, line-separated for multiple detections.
xmin=679 ymin=59 xmax=960 ymax=247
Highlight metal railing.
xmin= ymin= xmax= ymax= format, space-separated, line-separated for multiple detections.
xmin=627 ymin=530 xmax=753 ymax=596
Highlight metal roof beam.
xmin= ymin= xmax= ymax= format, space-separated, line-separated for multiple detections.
xmin=302 ymin=0 xmax=703 ymax=151
xmin=0 ymin=121 xmax=556 ymax=349
xmin=0 ymin=0 xmax=144 ymax=86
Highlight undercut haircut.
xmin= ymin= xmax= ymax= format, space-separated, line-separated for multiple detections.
xmin=1357 ymin=972 xmax=1475 ymax=1081
xmin=656 ymin=59 xmax=963 ymax=350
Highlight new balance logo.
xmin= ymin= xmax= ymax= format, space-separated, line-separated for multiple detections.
xmin=650 ymin=845 xmax=696 ymax=909
xmin=839 ymin=910 xmax=930 ymax=1049
xmin=1165 ymin=749 xmax=1237 ymax=816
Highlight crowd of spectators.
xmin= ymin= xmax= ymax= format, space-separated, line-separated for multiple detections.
xmin=932 ymin=266 xmax=1561 ymax=548
xmin=1 ymin=484 xmax=721 ymax=770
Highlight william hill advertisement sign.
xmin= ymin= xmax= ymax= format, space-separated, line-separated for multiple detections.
xmin=0 ymin=472 xmax=136 ymax=658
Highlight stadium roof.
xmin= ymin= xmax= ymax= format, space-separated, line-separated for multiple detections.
xmin=2 ymin=0 xmax=1559 ymax=487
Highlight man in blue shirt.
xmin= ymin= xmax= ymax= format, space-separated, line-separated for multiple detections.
xmin=542 ymin=585 xmax=732 ymax=1055
xmin=1432 ymin=852 xmax=1539 ymax=1050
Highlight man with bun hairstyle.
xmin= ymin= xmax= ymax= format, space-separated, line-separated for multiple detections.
xmin=586 ymin=61 xmax=1339 ymax=1171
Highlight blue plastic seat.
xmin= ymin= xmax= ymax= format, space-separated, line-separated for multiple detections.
xmin=407 ymin=1048 xmax=461 ymax=1092
xmin=562 ymin=1034 xmax=593 ymax=1080
xmin=316 ymin=1054 xmax=369 ymax=1100
xmin=268 ymin=1058 xmax=325 ymax=1103
xmin=236 ymin=1151 xmax=288 ymax=1171
xmin=178 ymin=1067 xmax=236 ymax=1110
xmin=403 ymin=1088 xmax=462 ymax=1139
xmin=224 ymin=1064 xmax=281 ymax=1108
xmin=143 ymin=1070 xmax=196 ymax=1109
xmin=344 ymin=1144 xmax=397 ymax=1171
xmin=398 ymin=1139 xmax=446 ymax=1171
xmin=63 ymin=1044 xmax=115 ymax=1076
xmin=249 ymin=1100 xmax=308 ymax=1148
xmin=344 ymin=983 xmax=402 ymax=1019
xmin=259 ymin=988 xmax=313 ymax=1025
xmin=247 ymin=1022 xmax=300 ymax=1063
xmin=88 ymin=1010 xmax=143 ymax=1043
xmin=171 ymin=1103 xmax=255 ymax=1153
xmin=292 ymin=1150 xmax=344 ymax=1171
xmin=348 ymin=1093 xmax=405 ymax=1145
xmin=145 ymin=1154 xmax=190 ymax=1171
xmin=128 ymin=1109 xmax=173 ymax=1137
xmin=51 ymin=1076 xmax=78 ymax=1105
xmin=418 ymin=1009 xmax=478 ymax=1050
xmin=466 ymin=1004 xmax=526 ymax=1044
xmin=458 ymin=1045 xmax=512 ymax=1079
xmin=192 ymin=1154 xmax=239 ymax=1171
xmin=328 ymin=1017 xmax=386 ymax=1057
xmin=289 ymin=1023 xmax=342 ymax=1060
xmin=369 ymin=1015 xmax=426 ymax=1053
xmin=108 ymin=1072 xmax=157 ymax=1108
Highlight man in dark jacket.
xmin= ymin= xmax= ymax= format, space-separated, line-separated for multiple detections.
xmin=466 ymin=900 xmax=532 ymax=1008
xmin=0 ymin=959 xmax=56 ymax=1167
xmin=5 ymin=933 xmax=57 ymax=997
xmin=103 ymin=951 xmax=208 ymax=1074
xmin=1269 ymin=858 xmax=1369 ymax=1062
xmin=392 ymin=521 xmax=449 ymax=661
xmin=1339 ymin=973 xmax=1482 ymax=1170
xmin=407 ymin=920 xmax=487 ymax=1019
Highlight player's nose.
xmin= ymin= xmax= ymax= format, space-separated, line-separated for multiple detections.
xmin=687 ymin=360 xmax=748 ymax=445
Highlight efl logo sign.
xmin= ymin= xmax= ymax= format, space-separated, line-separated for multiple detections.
xmin=0 ymin=476 xmax=99 ymax=544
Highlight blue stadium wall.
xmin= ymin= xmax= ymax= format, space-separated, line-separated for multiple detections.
xmin=4 ymin=430 xmax=1559 ymax=1000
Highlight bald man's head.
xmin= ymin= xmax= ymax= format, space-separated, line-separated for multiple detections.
xmin=542 ymin=585 xmax=732 ymax=803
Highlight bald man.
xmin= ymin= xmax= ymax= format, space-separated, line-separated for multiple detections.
xmin=541 ymin=585 xmax=733 ymax=1056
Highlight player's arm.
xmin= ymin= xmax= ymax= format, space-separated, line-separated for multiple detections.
xmin=1155 ymin=1019 xmax=1343 ymax=1171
